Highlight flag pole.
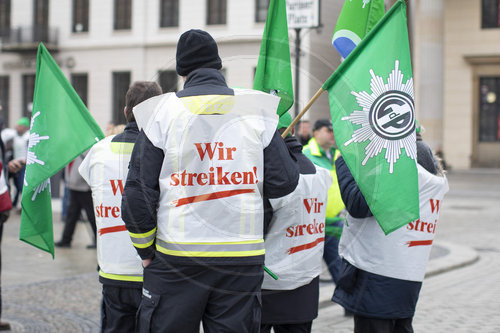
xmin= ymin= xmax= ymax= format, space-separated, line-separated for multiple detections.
xmin=282 ymin=87 xmax=325 ymax=138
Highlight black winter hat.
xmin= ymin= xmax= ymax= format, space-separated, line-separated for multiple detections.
xmin=313 ymin=119 xmax=333 ymax=131
xmin=176 ymin=29 xmax=222 ymax=76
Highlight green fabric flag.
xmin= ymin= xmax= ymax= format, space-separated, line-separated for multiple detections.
xmin=322 ymin=0 xmax=419 ymax=235
xmin=332 ymin=0 xmax=385 ymax=58
xmin=19 ymin=43 xmax=104 ymax=257
xmin=253 ymin=0 xmax=293 ymax=116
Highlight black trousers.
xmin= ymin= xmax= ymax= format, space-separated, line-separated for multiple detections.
xmin=101 ymin=285 xmax=142 ymax=333
xmin=138 ymin=255 xmax=263 ymax=333
xmin=261 ymin=322 xmax=312 ymax=333
xmin=60 ymin=190 xmax=96 ymax=244
xmin=354 ymin=315 xmax=414 ymax=333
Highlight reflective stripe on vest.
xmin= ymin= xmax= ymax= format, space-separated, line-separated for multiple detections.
xmin=156 ymin=238 xmax=265 ymax=257
xmin=110 ymin=142 xmax=134 ymax=154
xmin=99 ymin=270 xmax=143 ymax=283
xmin=129 ymin=228 xmax=157 ymax=249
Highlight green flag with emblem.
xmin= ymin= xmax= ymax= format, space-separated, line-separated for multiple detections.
xmin=253 ymin=0 xmax=293 ymax=116
xmin=19 ymin=43 xmax=104 ymax=257
xmin=322 ymin=0 xmax=419 ymax=234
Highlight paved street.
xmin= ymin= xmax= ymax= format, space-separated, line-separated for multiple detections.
xmin=1 ymin=168 xmax=499 ymax=332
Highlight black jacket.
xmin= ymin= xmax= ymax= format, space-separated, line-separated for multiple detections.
xmin=121 ymin=68 xmax=299 ymax=262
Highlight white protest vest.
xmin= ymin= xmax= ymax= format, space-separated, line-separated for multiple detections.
xmin=339 ymin=165 xmax=449 ymax=282
xmin=79 ymin=136 xmax=143 ymax=282
xmin=263 ymin=166 xmax=332 ymax=290
xmin=141 ymin=89 xmax=279 ymax=258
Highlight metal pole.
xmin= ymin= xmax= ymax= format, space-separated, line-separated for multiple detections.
xmin=294 ymin=28 xmax=301 ymax=118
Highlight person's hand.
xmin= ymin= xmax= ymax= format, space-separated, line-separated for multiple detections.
xmin=8 ymin=159 xmax=23 ymax=173
xmin=142 ymin=258 xmax=152 ymax=268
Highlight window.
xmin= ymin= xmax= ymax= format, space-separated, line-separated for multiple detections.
xmin=0 ymin=0 xmax=11 ymax=39
xmin=114 ymin=0 xmax=132 ymax=30
xmin=0 ymin=76 xmax=9 ymax=125
xmin=479 ymin=77 xmax=500 ymax=142
xmin=207 ymin=0 xmax=226 ymax=25
xmin=158 ymin=70 xmax=178 ymax=93
xmin=33 ymin=0 xmax=49 ymax=42
xmin=255 ymin=0 xmax=269 ymax=23
xmin=72 ymin=0 xmax=89 ymax=33
xmin=71 ymin=74 xmax=88 ymax=106
xmin=160 ymin=0 xmax=179 ymax=27
xmin=482 ymin=0 xmax=500 ymax=28
xmin=22 ymin=74 xmax=36 ymax=118
xmin=112 ymin=72 xmax=130 ymax=125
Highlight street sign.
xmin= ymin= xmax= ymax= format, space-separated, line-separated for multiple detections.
xmin=286 ymin=0 xmax=320 ymax=29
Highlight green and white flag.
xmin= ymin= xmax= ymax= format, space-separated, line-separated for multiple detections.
xmin=254 ymin=0 xmax=293 ymax=116
xmin=20 ymin=43 xmax=104 ymax=257
xmin=322 ymin=0 xmax=418 ymax=234
xmin=332 ymin=0 xmax=385 ymax=58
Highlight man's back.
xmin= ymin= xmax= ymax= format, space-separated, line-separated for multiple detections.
xmin=121 ymin=29 xmax=299 ymax=333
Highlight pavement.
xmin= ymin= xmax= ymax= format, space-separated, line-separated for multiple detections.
xmin=0 ymin=168 xmax=499 ymax=332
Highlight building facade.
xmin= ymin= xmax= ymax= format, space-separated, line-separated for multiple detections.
xmin=2 ymin=0 xmax=499 ymax=169
xmin=0 ymin=0 xmax=285 ymax=128
xmin=411 ymin=0 xmax=500 ymax=169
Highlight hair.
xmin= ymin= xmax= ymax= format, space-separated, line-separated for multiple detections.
xmin=125 ymin=81 xmax=162 ymax=122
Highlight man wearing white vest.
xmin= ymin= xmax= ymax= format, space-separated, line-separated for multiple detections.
xmin=121 ymin=29 xmax=299 ymax=333
xmin=79 ymin=81 xmax=162 ymax=332
xmin=261 ymin=113 xmax=332 ymax=333
xmin=332 ymin=132 xmax=449 ymax=333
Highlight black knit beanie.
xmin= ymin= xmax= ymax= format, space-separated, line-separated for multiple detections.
xmin=176 ymin=29 xmax=222 ymax=76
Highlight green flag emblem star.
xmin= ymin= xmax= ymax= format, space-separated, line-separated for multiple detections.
xmin=343 ymin=60 xmax=416 ymax=174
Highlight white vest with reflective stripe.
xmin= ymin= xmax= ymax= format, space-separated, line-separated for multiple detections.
xmin=79 ymin=135 xmax=143 ymax=281
xmin=339 ymin=165 xmax=449 ymax=282
xmin=263 ymin=166 xmax=332 ymax=290
xmin=140 ymin=89 xmax=279 ymax=258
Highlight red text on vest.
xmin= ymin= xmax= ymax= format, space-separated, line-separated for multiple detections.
xmin=286 ymin=220 xmax=325 ymax=237
xmin=169 ymin=142 xmax=258 ymax=187
xmin=110 ymin=179 xmax=124 ymax=196
xmin=195 ymin=142 xmax=237 ymax=161
xmin=303 ymin=198 xmax=323 ymax=214
xmin=95 ymin=179 xmax=123 ymax=219
xmin=430 ymin=199 xmax=440 ymax=214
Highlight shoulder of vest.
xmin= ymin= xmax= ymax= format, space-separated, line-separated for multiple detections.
xmin=94 ymin=135 xmax=114 ymax=147
xmin=306 ymin=138 xmax=322 ymax=157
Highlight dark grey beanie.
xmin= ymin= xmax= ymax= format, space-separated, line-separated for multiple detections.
xmin=176 ymin=29 xmax=222 ymax=76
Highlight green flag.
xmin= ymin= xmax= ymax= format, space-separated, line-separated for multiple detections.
xmin=332 ymin=0 xmax=385 ymax=58
xmin=20 ymin=43 xmax=104 ymax=257
xmin=322 ymin=0 xmax=418 ymax=235
xmin=253 ymin=0 xmax=293 ymax=116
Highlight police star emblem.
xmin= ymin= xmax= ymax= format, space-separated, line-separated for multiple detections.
xmin=343 ymin=60 xmax=416 ymax=174
xmin=25 ymin=110 xmax=51 ymax=200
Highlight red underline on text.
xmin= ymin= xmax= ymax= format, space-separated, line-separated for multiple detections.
xmin=171 ymin=189 xmax=255 ymax=207
xmin=406 ymin=240 xmax=433 ymax=247
xmin=99 ymin=225 xmax=127 ymax=236
xmin=288 ymin=237 xmax=325 ymax=255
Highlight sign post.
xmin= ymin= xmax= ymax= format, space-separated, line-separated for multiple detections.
xmin=286 ymin=0 xmax=320 ymax=117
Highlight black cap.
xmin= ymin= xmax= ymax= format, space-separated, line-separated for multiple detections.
xmin=313 ymin=119 xmax=333 ymax=131
xmin=176 ymin=29 xmax=222 ymax=76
